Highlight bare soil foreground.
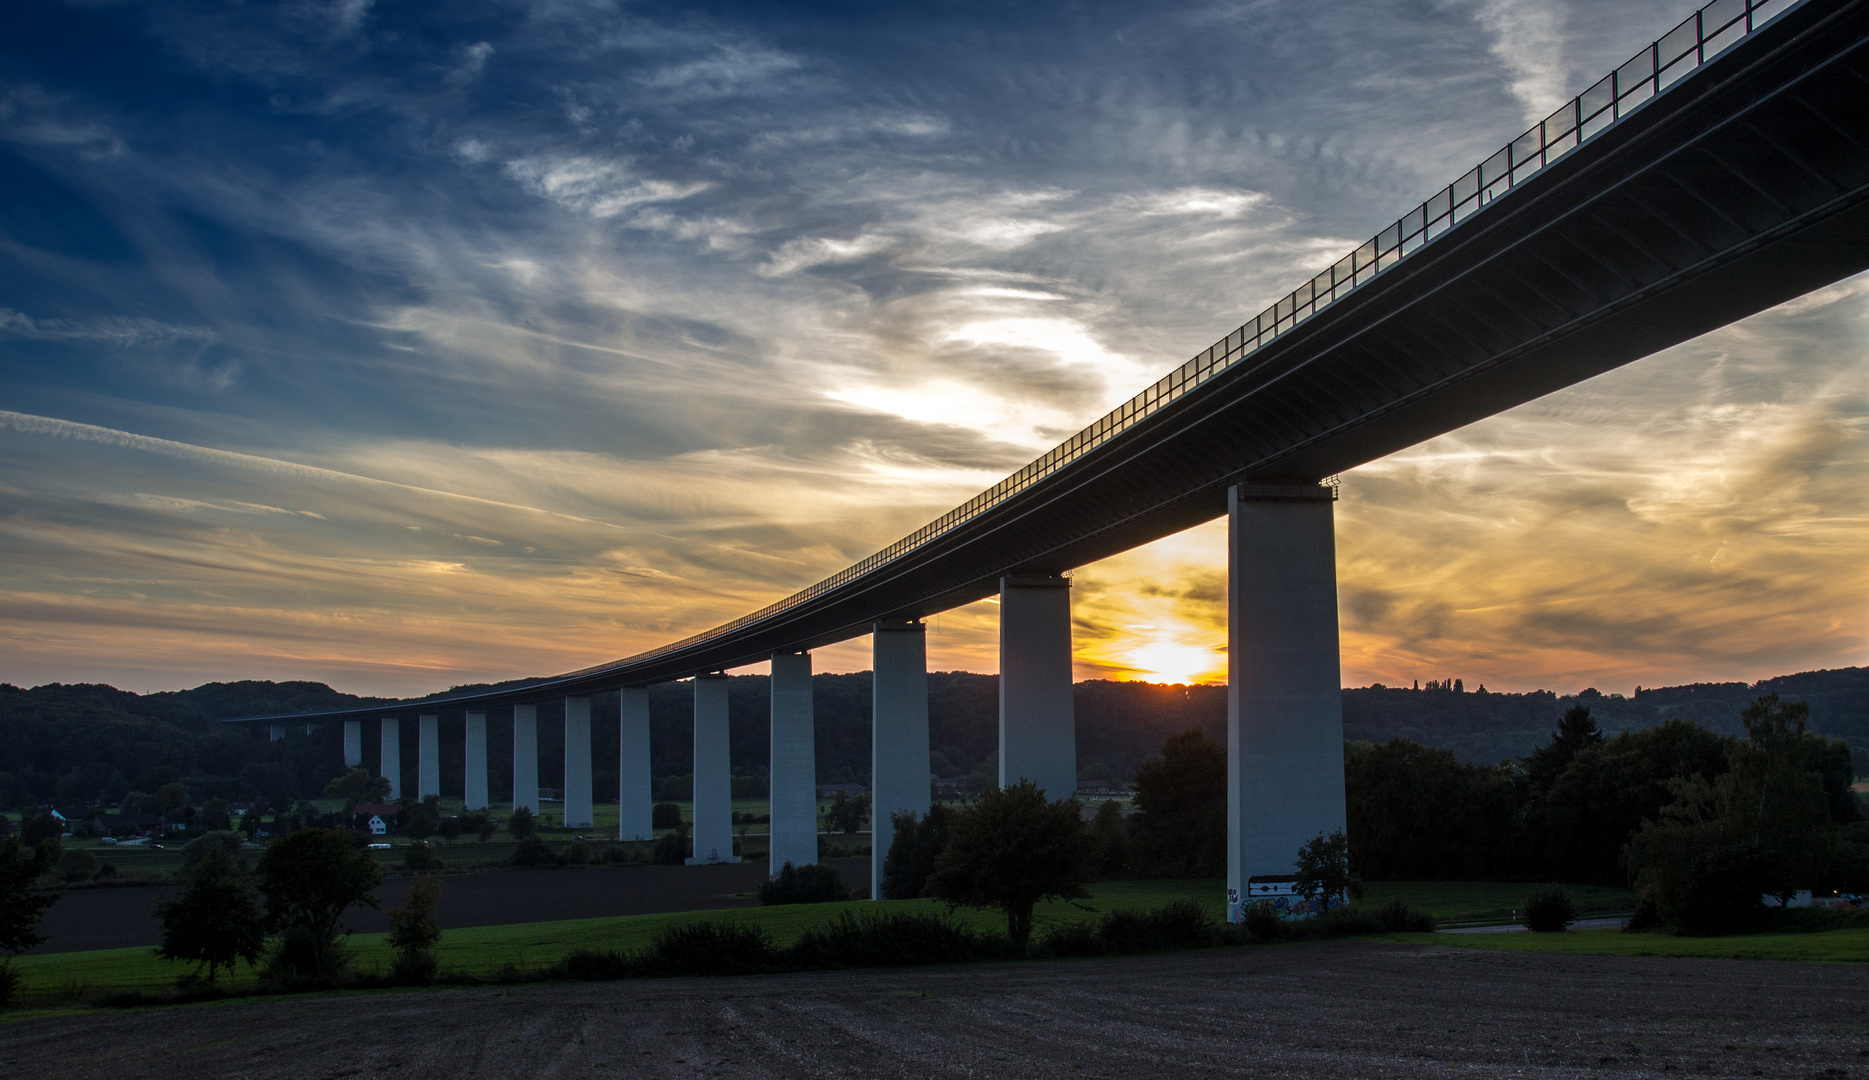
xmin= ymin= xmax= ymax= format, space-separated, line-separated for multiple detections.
xmin=6 ymin=942 xmax=1866 ymax=1080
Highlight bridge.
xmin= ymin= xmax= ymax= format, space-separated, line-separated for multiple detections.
xmin=228 ymin=0 xmax=1869 ymax=917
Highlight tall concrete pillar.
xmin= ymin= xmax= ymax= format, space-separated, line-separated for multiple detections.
xmin=417 ymin=714 xmax=440 ymax=801
xmin=464 ymin=711 xmax=488 ymax=811
xmin=689 ymin=674 xmax=737 ymax=864
xmin=1226 ymin=483 xmax=1347 ymax=923
xmin=872 ymin=619 xmax=929 ymax=898
xmin=564 ymin=696 xmax=594 ymax=828
xmin=343 ymin=720 xmax=363 ymax=768
xmin=512 ymin=704 xmax=539 ymax=815
xmin=618 ymin=687 xmax=653 ymax=841
xmin=999 ymin=574 xmax=1076 ymax=798
xmin=380 ymin=717 xmax=402 ymax=801
xmin=269 ymin=725 xmax=284 ymax=742
xmin=770 ymin=651 xmax=817 ymax=874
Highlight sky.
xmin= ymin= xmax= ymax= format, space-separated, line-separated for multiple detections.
xmin=1 ymin=0 xmax=1864 ymax=698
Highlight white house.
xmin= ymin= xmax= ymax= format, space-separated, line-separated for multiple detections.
xmin=367 ymin=815 xmax=387 ymax=836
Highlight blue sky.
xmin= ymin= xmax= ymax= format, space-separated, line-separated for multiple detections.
xmin=3 ymin=0 xmax=1864 ymax=695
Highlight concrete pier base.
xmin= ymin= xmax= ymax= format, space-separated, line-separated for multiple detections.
xmin=563 ymin=696 xmax=594 ymax=828
xmin=343 ymin=720 xmax=362 ymax=768
xmin=464 ymin=711 xmax=488 ymax=811
xmin=269 ymin=725 xmax=283 ymax=743
xmin=872 ymin=620 xmax=929 ymax=898
xmin=688 ymin=674 xmax=738 ymax=864
xmin=1226 ymin=483 xmax=1347 ymax=923
xmin=380 ymin=718 xmax=402 ymax=801
xmin=998 ymin=574 xmax=1076 ymax=798
xmin=513 ymin=704 xmax=539 ymax=815
xmin=417 ymin=714 xmax=440 ymax=801
xmin=769 ymin=651 xmax=817 ymax=874
xmin=618 ymin=688 xmax=652 ymax=841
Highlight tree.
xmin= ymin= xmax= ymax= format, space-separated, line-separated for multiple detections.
xmin=471 ymin=813 xmax=497 ymax=844
xmin=0 ymin=837 xmax=60 ymax=956
xmin=19 ymin=813 xmax=62 ymax=847
xmin=323 ymin=767 xmax=391 ymax=808
xmin=436 ymin=815 xmax=463 ymax=844
xmin=926 ymin=780 xmax=1094 ymax=944
xmin=153 ymin=844 xmax=265 ymax=985
xmin=155 ymin=782 xmax=190 ymax=815
xmin=1127 ymin=729 xmax=1225 ymax=877
xmin=256 ymin=828 xmax=382 ymax=981
xmin=405 ymin=795 xmax=441 ymax=842
xmin=1293 ymin=831 xmax=1362 ymax=915
xmin=386 ymin=872 xmax=442 ymax=984
xmin=880 ymin=805 xmax=951 ymax=899
xmin=1344 ymin=739 xmax=1519 ymax=880
xmin=1089 ymin=799 xmax=1129 ymax=877
xmin=508 ymin=806 xmax=537 ymax=840
xmin=827 ymin=791 xmax=869 ymax=835
xmin=652 ymin=802 xmax=682 ymax=830
xmin=1523 ymin=705 xmax=1604 ymax=794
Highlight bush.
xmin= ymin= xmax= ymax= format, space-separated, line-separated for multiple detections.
xmin=262 ymin=926 xmax=353 ymax=987
xmin=508 ymin=835 xmax=559 ymax=867
xmin=508 ymin=806 xmax=536 ymax=840
xmin=651 ymin=803 xmax=682 ymax=830
xmin=652 ymin=826 xmax=688 ymax=866
xmin=641 ymin=921 xmax=779 ymax=976
xmin=787 ymin=912 xmax=1011 ymax=968
xmin=386 ymin=873 xmax=442 ymax=985
xmin=551 ymin=947 xmax=636 ymax=981
xmin=57 ymin=848 xmax=99 ymax=883
xmin=563 ymin=840 xmax=592 ymax=866
xmin=880 ymin=806 xmax=950 ymax=900
xmin=403 ymin=842 xmax=441 ymax=871
xmin=0 ymin=965 xmax=17 ymax=1008
xmin=1244 ymin=900 xmax=1285 ymax=944
xmin=759 ymin=862 xmax=850 ymax=905
xmin=1370 ymin=899 xmax=1436 ymax=933
xmin=1522 ymin=887 xmax=1576 ymax=932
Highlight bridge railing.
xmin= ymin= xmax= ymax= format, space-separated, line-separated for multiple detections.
xmin=604 ymin=0 xmax=1796 ymax=674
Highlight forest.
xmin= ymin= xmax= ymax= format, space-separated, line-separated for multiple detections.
xmin=2 ymin=667 xmax=1866 ymax=812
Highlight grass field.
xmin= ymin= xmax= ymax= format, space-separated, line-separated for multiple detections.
xmin=13 ymin=878 xmax=1864 ymax=1009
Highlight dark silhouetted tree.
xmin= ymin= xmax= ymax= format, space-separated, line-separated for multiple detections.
xmin=881 ymin=805 xmax=951 ymax=899
xmin=1293 ymin=831 xmax=1361 ymax=914
xmin=257 ymin=828 xmax=382 ymax=981
xmin=1127 ymin=730 xmax=1225 ymax=877
xmin=927 ymin=780 xmax=1093 ymax=944
xmin=154 ymin=844 xmax=264 ymax=984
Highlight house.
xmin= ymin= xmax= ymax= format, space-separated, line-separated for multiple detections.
xmin=366 ymin=815 xmax=387 ymax=836
xmin=352 ymin=803 xmax=401 ymax=833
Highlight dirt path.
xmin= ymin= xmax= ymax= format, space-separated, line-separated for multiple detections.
xmin=5 ymin=942 xmax=1864 ymax=1079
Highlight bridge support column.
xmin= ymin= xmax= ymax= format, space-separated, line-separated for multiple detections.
xmin=269 ymin=725 xmax=284 ymax=743
xmin=380 ymin=718 xmax=402 ymax=801
xmin=999 ymin=574 xmax=1076 ymax=798
xmin=344 ymin=720 xmax=362 ymax=768
xmin=464 ymin=711 xmax=488 ymax=811
xmin=417 ymin=714 xmax=440 ymax=801
xmin=513 ymin=704 xmax=539 ymax=815
xmin=872 ymin=619 xmax=929 ymax=899
xmin=564 ymin=696 xmax=593 ymax=829
xmin=770 ymin=651 xmax=817 ymax=875
xmin=689 ymin=674 xmax=737 ymax=864
xmin=1225 ymin=483 xmax=1346 ymax=923
xmin=618 ymin=687 xmax=652 ymax=841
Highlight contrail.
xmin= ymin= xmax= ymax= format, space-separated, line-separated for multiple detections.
xmin=0 ymin=409 xmax=632 ymax=533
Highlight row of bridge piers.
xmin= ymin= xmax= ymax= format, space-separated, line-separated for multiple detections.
xmin=273 ymin=483 xmax=1348 ymax=918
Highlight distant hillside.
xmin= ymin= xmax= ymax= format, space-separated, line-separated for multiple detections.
xmin=2 ymin=667 xmax=1863 ymax=809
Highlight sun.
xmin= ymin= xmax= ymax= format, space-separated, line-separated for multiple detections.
xmin=1121 ymin=639 xmax=1225 ymax=685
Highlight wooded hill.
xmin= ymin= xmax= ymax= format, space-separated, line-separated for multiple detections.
xmin=3 ymin=667 xmax=1865 ymax=810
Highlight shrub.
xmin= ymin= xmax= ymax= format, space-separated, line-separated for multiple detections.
xmin=1522 ymin=887 xmax=1576 ymax=932
xmin=652 ymin=803 xmax=682 ymax=830
xmin=880 ymin=805 xmax=950 ymax=899
xmin=1089 ymin=800 xmax=1128 ymax=878
xmin=1370 ymin=899 xmax=1436 ymax=933
xmin=1038 ymin=921 xmax=1103 ymax=958
xmin=652 ymin=826 xmax=688 ymax=866
xmin=386 ymin=873 xmax=442 ymax=985
xmin=508 ymin=835 xmax=559 ymax=867
xmin=1243 ymin=900 xmax=1284 ymax=944
xmin=0 ymin=965 xmax=17 ymax=1008
xmin=1100 ymin=900 xmax=1217 ymax=953
xmin=57 ymin=848 xmax=99 ymax=883
xmin=508 ymin=806 xmax=537 ymax=840
xmin=551 ymin=947 xmax=636 ymax=981
xmin=262 ymin=926 xmax=354 ymax=987
xmin=786 ymin=912 xmax=1010 ymax=968
xmin=641 ymin=921 xmax=780 ymax=976
xmin=563 ymin=840 xmax=593 ymax=866
xmin=404 ymin=841 xmax=441 ymax=871
xmin=759 ymin=861 xmax=850 ymax=905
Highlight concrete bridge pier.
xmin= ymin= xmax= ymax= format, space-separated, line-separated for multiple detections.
xmin=269 ymin=725 xmax=283 ymax=742
xmin=513 ymin=704 xmax=539 ymax=815
xmin=872 ymin=619 xmax=930 ymax=898
xmin=689 ymin=674 xmax=738 ymax=864
xmin=1225 ymin=482 xmax=1347 ymax=923
xmin=618 ymin=687 xmax=652 ymax=841
xmin=564 ymin=696 xmax=594 ymax=829
xmin=769 ymin=650 xmax=817 ymax=874
xmin=417 ymin=714 xmax=440 ymax=801
xmin=380 ymin=717 xmax=402 ymax=801
xmin=464 ymin=711 xmax=488 ymax=811
xmin=344 ymin=720 xmax=362 ymax=768
xmin=999 ymin=574 xmax=1075 ymax=798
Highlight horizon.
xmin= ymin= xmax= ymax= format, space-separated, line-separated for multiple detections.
xmin=2 ymin=0 xmax=1864 ymax=699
